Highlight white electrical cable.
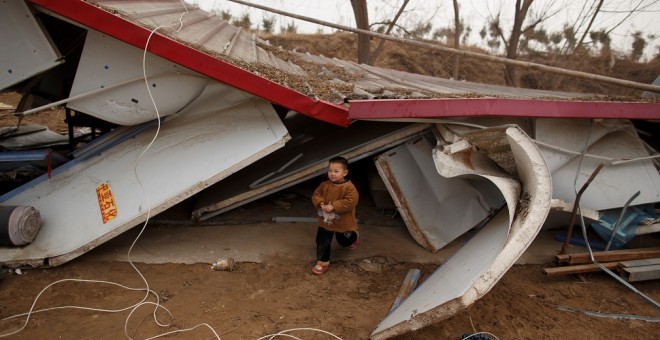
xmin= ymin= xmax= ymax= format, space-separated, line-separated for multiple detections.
xmin=0 ymin=3 xmax=189 ymax=339
xmin=0 ymin=279 xmax=160 ymax=338
xmin=1 ymin=2 xmax=344 ymax=338
xmin=141 ymin=321 xmax=222 ymax=340
xmin=120 ymin=2 xmax=197 ymax=339
xmin=362 ymin=118 xmax=660 ymax=166
xmin=258 ymin=327 xmax=343 ymax=340
xmin=462 ymin=332 xmax=501 ymax=340
xmin=573 ymin=120 xmax=660 ymax=310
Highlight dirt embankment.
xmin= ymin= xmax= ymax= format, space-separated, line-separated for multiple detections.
xmin=262 ymin=32 xmax=660 ymax=97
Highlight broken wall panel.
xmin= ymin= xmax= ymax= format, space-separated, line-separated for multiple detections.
xmin=192 ymin=120 xmax=430 ymax=221
xmin=371 ymin=126 xmax=551 ymax=339
xmin=374 ymin=135 xmax=504 ymax=252
xmin=67 ymin=30 xmax=214 ymax=125
xmin=0 ymin=86 xmax=288 ymax=267
xmin=535 ymin=119 xmax=660 ymax=211
xmin=0 ymin=1 xmax=63 ymax=90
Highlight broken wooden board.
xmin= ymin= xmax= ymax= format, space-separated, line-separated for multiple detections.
xmin=635 ymin=223 xmax=660 ymax=235
xmin=544 ymin=262 xmax=620 ymax=276
xmin=618 ymin=258 xmax=660 ymax=282
xmin=556 ymin=247 xmax=660 ymax=265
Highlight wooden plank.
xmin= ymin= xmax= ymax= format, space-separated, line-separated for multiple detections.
xmin=555 ymin=247 xmax=660 ymax=265
xmin=619 ymin=264 xmax=660 ymax=282
xmin=555 ymin=253 xmax=571 ymax=264
xmin=635 ymin=223 xmax=660 ymax=236
xmin=387 ymin=269 xmax=421 ymax=314
xmin=544 ymin=262 xmax=619 ymax=276
xmin=619 ymin=258 xmax=660 ymax=268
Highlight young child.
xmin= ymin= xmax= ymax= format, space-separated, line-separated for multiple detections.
xmin=310 ymin=156 xmax=359 ymax=275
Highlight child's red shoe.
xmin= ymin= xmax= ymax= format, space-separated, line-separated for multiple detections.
xmin=312 ymin=263 xmax=329 ymax=275
xmin=349 ymin=232 xmax=359 ymax=250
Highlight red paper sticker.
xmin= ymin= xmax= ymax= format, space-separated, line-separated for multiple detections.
xmin=96 ymin=183 xmax=117 ymax=224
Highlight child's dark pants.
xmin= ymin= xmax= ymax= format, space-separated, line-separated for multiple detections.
xmin=316 ymin=226 xmax=358 ymax=262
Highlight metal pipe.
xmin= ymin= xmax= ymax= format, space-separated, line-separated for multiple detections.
xmin=604 ymin=191 xmax=640 ymax=251
xmin=577 ymin=202 xmax=660 ymax=309
xmin=560 ymin=163 xmax=604 ymax=255
xmin=571 ymin=126 xmax=660 ymax=309
xmin=228 ymin=0 xmax=660 ymax=93
xmin=15 ymin=73 xmax=208 ymax=117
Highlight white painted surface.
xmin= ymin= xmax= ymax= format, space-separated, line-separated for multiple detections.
xmin=192 ymin=122 xmax=430 ymax=221
xmin=0 ymin=88 xmax=288 ymax=267
xmin=0 ymin=1 xmax=62 ymax=90
xmin=374 ymin=136 xmax=504 ymax=252
xmin=371 ymin=126 xmax=551 ymax=339
xmin=536 ymin=119 xmax=660 ymax=210
xmin=67 ymin=30 xmax=210 ymax=125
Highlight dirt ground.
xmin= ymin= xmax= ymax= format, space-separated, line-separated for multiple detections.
xmin=0 ymin=254 xmax=659 ymax=339
xmin=0 ymin=92 xmax=69 ymax=134
xmin=1 ymin=187 xmax=659 ymax=340
xmin=2 ymin=89 xmax=660 ymax=339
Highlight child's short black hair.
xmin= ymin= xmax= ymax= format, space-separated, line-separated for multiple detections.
xmin=328 ymin=156 xmax=349 ymax=169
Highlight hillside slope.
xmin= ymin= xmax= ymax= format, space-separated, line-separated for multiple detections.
xmin=262 ymin=32 xmax=660 ymax=97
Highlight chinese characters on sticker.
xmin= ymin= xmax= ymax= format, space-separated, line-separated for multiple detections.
xmin=96 ymin=183 xmax=117 ymax=223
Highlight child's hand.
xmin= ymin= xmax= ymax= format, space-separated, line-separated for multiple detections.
xmin=323 ymin=204 xmax=335 ymax=213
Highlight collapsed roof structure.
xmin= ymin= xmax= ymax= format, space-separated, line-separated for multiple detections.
xmin=1 ymin=0 xmax=659 ymax=337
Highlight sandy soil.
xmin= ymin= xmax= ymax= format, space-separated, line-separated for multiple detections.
xmin=1 ymin=89 xmax=660 ymax=339
xmin=0 ymin=92 xmax=69 ymax=134
xmin=1 ymin=254 xmax=659 ymax=339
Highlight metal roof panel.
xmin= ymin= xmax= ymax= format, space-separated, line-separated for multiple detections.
xmin=29 ymin=0 xmax=660 ymax=122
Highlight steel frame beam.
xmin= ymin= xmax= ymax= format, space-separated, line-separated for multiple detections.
xmin=349 ymin=98 xmax=660 ymax=120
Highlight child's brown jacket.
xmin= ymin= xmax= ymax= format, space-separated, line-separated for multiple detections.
xmin=311 ymin=180 xmax=359 ymax=232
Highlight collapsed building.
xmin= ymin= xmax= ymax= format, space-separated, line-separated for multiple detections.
xmin=0 ymin=0 xmax=659 ymax=338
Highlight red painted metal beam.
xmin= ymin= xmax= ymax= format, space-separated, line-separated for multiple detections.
xmin=349 ymin=98 xmax=660 ymax=120
xmin=28 ymin=0 xmax=350 ymax=126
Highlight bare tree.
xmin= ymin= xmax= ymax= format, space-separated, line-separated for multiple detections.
xmin=486 ymin=0 xmax=558 ymax=86
xmin=369 ymin=0 xmax=409 ymax=65
xmin=505 ymin=0 xmax=533 ymax=86
xmin=573 ymin=0 xmax=604 ymax=55
xmin=351 ymin=0 xmax=371 ymax=64
xmin=452 ymin=0 xmax=460 ymax=79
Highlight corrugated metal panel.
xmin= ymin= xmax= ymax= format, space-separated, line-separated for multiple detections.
xmin=83 ymin=0 xmax=606 ymax=102
xmin=29 ymin=0 xmax=658 ymax=124
xmin=30 ymin=0 xmax=350 ymax=126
